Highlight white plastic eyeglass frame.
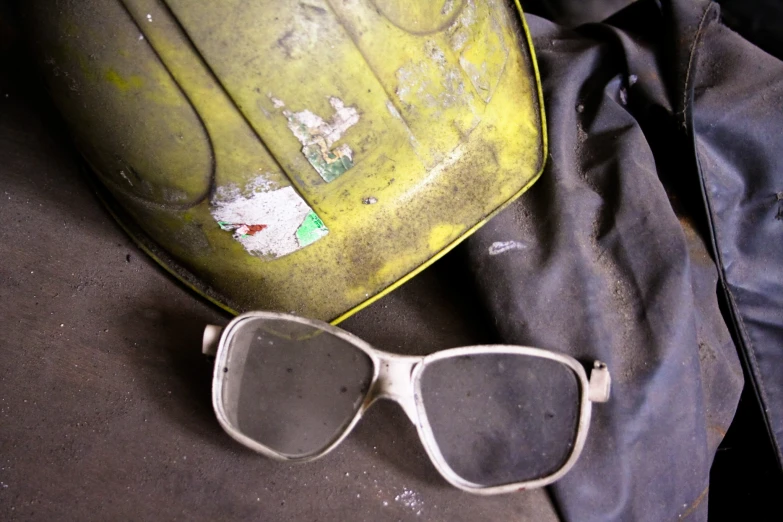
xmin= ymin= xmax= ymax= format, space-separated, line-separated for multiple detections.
xmin=203 ymin=311 xmax=611 ymax=495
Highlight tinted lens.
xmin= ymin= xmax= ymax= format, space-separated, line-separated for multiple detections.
xmin=218 ymin=317 xmax=374 ymax=458
xmin=419 ymin=353 xmax=581 ymax=486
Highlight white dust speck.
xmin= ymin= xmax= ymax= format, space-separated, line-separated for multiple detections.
xmin=628 ymin=74 xmax=638 ymax=86
xmin=488 ymin=240 xmax=527 ymax=256
xmin=383 ymin=501 xmax=388 ymax=506
xmin=362 ymin=196 xmax=378 ymax=205
xmin=394 ymin=488 xmax=423 ymax=515
xmin=146 ymin=14 xmax=152 ymax=22
xmin=138 ymin=34 xmax=145 ymax=41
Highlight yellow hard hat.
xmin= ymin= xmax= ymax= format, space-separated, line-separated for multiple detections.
xmin=24 ymin=0 xmax=546 ymax=322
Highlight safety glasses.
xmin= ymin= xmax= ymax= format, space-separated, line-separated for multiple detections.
xmin=202 ymin=312 xmax=611 ymax=495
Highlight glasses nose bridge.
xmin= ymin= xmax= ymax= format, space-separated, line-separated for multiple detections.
xmin=370 ymin=355 xmax=420 ymax=421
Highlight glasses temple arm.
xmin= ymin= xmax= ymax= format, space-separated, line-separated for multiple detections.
xmin=202 ymin=325 xmax=224 ymax=356
xmin=588 ymin=361 xmax=611 ymax=403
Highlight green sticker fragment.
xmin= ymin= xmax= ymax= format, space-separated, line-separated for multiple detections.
xmin=282 ymin=98 xmax=359 ymax=184
xmin=295 ymin=210 xmax=329 ymax=247
xmin=303 ymin=144 xmax=354 ymax=183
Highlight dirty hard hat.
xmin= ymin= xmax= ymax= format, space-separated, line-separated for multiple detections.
xmin=23 ymin=0 xmax=546 ymax=322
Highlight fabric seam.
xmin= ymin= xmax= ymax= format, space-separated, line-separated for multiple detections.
xmin=681 ymin=2 xmax=715 ymax=119
xmin=685 ymin=1 xmax=782 ymax=462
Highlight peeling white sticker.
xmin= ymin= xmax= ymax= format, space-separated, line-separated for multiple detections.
xmin=283 ymin=97 xmax=359 ymax=182
xmin=488 ymin=240 xmax=527 ymax=256
xmin=213 ymin=176 xmax=276 ymax=203
xmin=211 ymin=185 xmax=327 ymax=259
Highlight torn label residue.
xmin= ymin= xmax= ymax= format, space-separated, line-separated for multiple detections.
xmin=217 ymin=223 xmax=268 ymax=237
xmin=283 ymin=97 xmax=359 ymax=183
xmin=211 ymin=185 xmax=328 ymax=259
xmin=488 ymin=240 xmax=526 ymax=256
xmin=295 ymin=211 xmax=328 ymax=247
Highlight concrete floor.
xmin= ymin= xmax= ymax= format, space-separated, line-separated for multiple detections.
xmin=0 ymin=42 xmax=558 ymax=521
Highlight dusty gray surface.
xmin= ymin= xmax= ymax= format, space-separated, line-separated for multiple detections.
xmin=0 ymin=41 xmax=558 ymax=521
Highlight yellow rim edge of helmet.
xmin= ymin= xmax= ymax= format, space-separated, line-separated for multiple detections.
xmin=89 ymin=179 xmax=241 ymax=317
xmin=339 ymin=0 xmax=548 ymax=324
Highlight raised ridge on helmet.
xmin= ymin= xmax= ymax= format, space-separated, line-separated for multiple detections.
xmin=24 ymin=0 xmax=546 ymax=322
